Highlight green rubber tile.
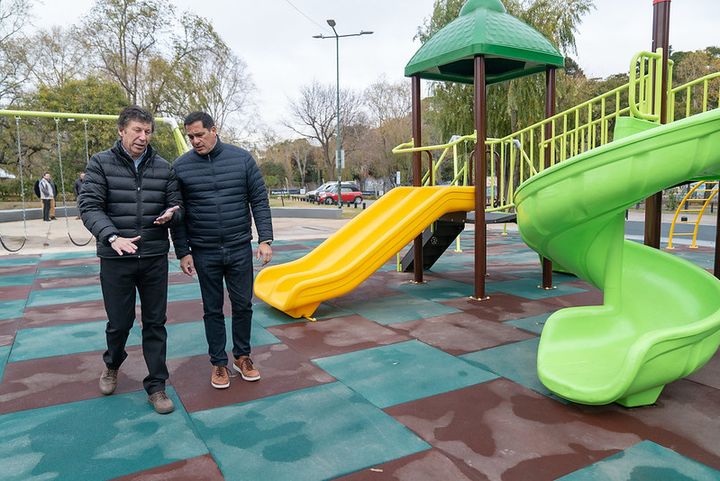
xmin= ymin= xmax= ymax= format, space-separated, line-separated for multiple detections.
xmin=165 ymin=320 xmax=280 ymax=360
xmin=167 ymin=282 xmax=202 ymax=302
xmin=558 ymin=440 xmax=720 ymax=480
xmin=40 ymin=251 xmax=97 ymax=261
xmin=0 ymin=345 xmax=10 ymax=381
xmin=314 ymin=340 xmax=497 ymax=408
xmin=252 ymin=302 xmax=353 ymax=327
xmin=0 ymin=388 xmax=207 ymax=481
xmin=190 ymin=382 xmax=430 ymax=481
xmin=487 ymin=278 xmax=587 ymax=299
xmin=394 ymin=278 xmax=474 ymax=302
xmin=36 ymin=264 xmax=100 ymax=279
xmin=461 ymin=338 xmax=555 ymax=398
xmin=0 ymin=274 xmax=35 ymax=287
xmin=505 ymin=313 xmax=551 ymax=334
xmin=10 ymin=321 xmax=141 ymax=362
xmin=27 ymin=284 xmax=103 ymax=307
xmin=0 ymin=299 xmax=25 ymax=320
xmin=344 ymin=294 xmax=461 ymax=325
xmin=0 ymin=257 xmax=39 ymax=267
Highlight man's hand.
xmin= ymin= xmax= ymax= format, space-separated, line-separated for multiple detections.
xmin=180 ymin=254 xmax=195 ymax=276
xmin=256 ymin=242 xmax=272 ymax=265
xmin=154 ymin=205 xmax=180 ymax=225
xmin=111 ymin=236 xmax=141 ymax=256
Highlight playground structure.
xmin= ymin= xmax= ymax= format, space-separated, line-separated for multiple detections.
xmin=667 ymin=180 xmax=719 ymax=249
xmin=0 ymin=110 xmax=189 ymax=252
xmin=255 ymin=0 xmax=720 ymax=406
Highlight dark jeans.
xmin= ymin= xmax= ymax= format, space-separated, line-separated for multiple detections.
xmin=100 ymin=255 xmax=169 ymax=395
xmin=192 ymin=242 xmax=254 ymax=366
xmin=41 ymin=199 xmax=51 ymax=221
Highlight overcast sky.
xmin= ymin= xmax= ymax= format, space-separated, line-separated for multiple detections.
xmin=31 ymin=0 xmax=719 ymax=138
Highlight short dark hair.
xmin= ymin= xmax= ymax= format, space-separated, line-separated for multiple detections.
xmin=184 ymin=111 xmax=215 ymax=129
xmin=118 ymin=105 xmax=155 ymax=132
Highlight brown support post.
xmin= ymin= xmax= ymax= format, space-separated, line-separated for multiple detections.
xmin=644 ymin=0 xmax=671 ymax=248
xmin=473 ymin=55 xmax=487 ymax=300
xmin=411 ymin=75 xmax=423 ymax=283
xmin=541 ymin=67 xmax=556 ymax=289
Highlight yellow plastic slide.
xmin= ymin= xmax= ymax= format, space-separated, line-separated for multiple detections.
xmin=254 ymin=186 xmax=475 ymax=318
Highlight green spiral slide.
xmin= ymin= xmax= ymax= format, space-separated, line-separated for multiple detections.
xmin=514 ymin=110 xmax=720 ymax=407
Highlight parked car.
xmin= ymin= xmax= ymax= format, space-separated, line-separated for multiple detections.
xmin=305 ymin=181 xmax=360 ymax=202
xmin=317 ymin=185 xmax=363 ymax=205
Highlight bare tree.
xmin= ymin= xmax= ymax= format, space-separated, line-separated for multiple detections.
xmin=23 ymin=27 xmax=87 ymax=88
xmin=0 ymin=0 xmax=32 ymax=105
xmin=285 ymin=80 xmax=364 ymax=179
xmin=364 ymin=76 xmax=411 ymax=127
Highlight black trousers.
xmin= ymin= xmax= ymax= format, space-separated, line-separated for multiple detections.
xmin=100 ymin=255 xmax=169 ymax=394
xmin=41 ymin=199 xmax=51 ymax=221
xmin=192 ymin=242 xmax=254 ymax=366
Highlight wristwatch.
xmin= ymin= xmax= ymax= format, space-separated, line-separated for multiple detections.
xmin=107 ymin=234 xmax=119 ymax=244
xmin=261 ymin=240 xmax=272 ymax=246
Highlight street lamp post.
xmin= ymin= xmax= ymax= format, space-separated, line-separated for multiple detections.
xmin=313 ymin=20 xmax=372 ymax=209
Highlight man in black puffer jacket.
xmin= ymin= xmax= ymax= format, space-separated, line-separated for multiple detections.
xmin=171 ymin=111 xmax=273 ymax=390
xmin=79 ymin=105 xmax=183 ymax=415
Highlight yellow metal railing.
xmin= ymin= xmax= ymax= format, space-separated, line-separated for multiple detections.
xmin=667 ymin=181 xmax=718 ymax=249
xmin=669 ymin=71 xmax=720 ymax=121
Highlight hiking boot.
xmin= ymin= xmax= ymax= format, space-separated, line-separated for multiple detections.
xmin=148 ymin=391 xmax=175 ymax=414
xmin=233 ymin=355 xmax=261 ymax=381
xmin=99 ymin=368 xmax=118 ymax=395
xmin=211 ymin=365 xmax=230 ymax=389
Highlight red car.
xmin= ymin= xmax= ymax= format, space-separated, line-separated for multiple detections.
xmin=317 ymin=185 xmax=363 ymax=205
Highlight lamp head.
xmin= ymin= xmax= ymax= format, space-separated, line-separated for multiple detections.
xmin=326 ymin=19 xmax=336 ymax=27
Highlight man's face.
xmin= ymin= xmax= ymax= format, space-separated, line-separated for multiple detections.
xmin=119 ymin=120 xmax=153 ymax=158
xmin=185 ymin=121 xmax=217 ymax=156
xmin=43 ymin=173 xmax=51 ymax=180
xmin=80 ymin=173 xmax=86 ymax=180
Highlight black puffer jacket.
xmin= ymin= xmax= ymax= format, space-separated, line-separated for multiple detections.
xmin=79 ymin=140 xmax=183 ymax=258
xmin=171 ymin=139 xmax=273 ymax=258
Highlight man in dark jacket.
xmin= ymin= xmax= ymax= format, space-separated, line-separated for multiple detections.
xmin=172 ymin=111 xmax=273 ymax=390
xmin=73 ymin=171 xmax=85 ymax=218
xmin=79 ymin=105 xmax=182 ymax=414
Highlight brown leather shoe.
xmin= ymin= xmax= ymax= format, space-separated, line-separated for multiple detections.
xmin=99 ymin=368 xmax=118 ymax=395
xmin=233 ymin=355 xmax=261 ymax=381
xmin=211 ymin=365 xmax=230 ymax=389
xmin=148 ymin=391 xmax=175 ymax=414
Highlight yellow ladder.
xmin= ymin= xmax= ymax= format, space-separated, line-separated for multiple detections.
xmin=667 ymin=181 xmax=718 ymax=249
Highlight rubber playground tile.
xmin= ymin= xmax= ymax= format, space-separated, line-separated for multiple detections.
xmin=329 ymin=274 xmax=404 ymax=304
xmin=167 ymin=281 xmax=202 ymax=301
xmin=164 ymin=319 xmax=280 ymax=360
xmin=537 ymin=288 xmax=604 ymax=310
xmin=169 ymin=343 xmax=335 ymax=413
xmin=113 ymin=454 xmax=224 ymax=481
xmin=394 ymin=278 xmax=475 ymax=302
xmin=314 ymin=340 xmax=497 ymax=409
xmin=687 ymin=349 xmax=720 ymax=390
xmin=36 ymin=263 xmax=100 ymax=279
xmin=0 ymin=318 xmax=19 ymax=346
xmin=0 ymin=388 xmax=208 ymax=481
xmin=487 ymin=278 xmax=588 ymax=299
xmin=389 ymin=312 xmax=535 ymax=356
xmin=0 ymin=274 xmax=34 ymax=286
xmin=0 ymin=284 xmax=32 ymax=300
xmin=335 ymin=448 xmax=485 ymax=481
xmin=386 ymin=379 xmax=636 ymax=481
xmin=0 ymin=299 xmax=25 ymax=320
xmin=167 ymin=299 xmax=215 ymax=324
xmin=461 ymin=337 xmax=553 ymax=397
xmin=557 ymin=440 xmax=720 ymax=481
xmin=38 ymin=250 xmax=96 ymax=261
xmin=190 ymin=382 xmax=430 ymax=481
xmin=0 ymin=344 xmax=10 ymax=381
xmin=440 ymin=291 xmax=556 ymax=322
xmin=505 ymin=312 xmax=552 ymax=334
xmin=22 ymin=299 xmax=109 ymax=328
xmin=267 ymin=315 xmax=411 ymax=359
xmin=342 ymin=294 xmax=461 ymax=325
xmin=27 ymin=283 xmax=103 ymax=307
xmin=252 ymin=302 xmax=355 ymax=328
xmin=0 ymin=255 xmax=40 ymax=267
xmin=0 ymin=264 xmax=38 ymax=276
xmin=10 ymin=320 xmax=141 ymax=362
xmin=32 ymin=274 xmax=99 ymax=290
xmin=0 ymin=347 xmax=150 ymax=414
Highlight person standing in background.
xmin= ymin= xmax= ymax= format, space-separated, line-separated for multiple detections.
xmin=38 ymin=172 xmax=54 ymax=222
xmin=73 ymin=171 xmax=85 ymax=219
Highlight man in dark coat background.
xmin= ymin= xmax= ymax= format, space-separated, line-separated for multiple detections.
xmin=79 ymin=105 xmax=183 ymax=414
xmin=172 ymin=111 xmax=273 ymax=390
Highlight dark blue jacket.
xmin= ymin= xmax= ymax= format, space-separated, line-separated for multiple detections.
xmin=79 ymin=140 xmax=183 ymax=258
xmin=171 ymin=139 xmax=273 ymax=258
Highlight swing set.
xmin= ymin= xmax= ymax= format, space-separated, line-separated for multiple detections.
xmin=0 ymin=109 xmax=189 ymax=252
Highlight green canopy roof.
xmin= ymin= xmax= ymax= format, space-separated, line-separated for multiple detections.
xmin=405 ymin=0 xmax=564 ymax=84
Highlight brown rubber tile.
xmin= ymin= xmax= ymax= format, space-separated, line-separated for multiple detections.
xmin=0 ymin=285 xmax=31 ymax=300
xmin=22 ymin=299 xmax=109 ymax=328
xmin=0 ymin=318 xmax=19 ymax=346
xmin=268 ymin=315 xmax=411 ymax=359
xmin=440 ymin=292 xmax=557 ymax=322
xmin=112 ymin=454 xmax=224 ymax=481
